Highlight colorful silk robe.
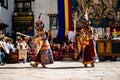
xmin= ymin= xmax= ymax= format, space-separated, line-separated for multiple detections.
xmin=32 ymin=31 xmax=54 ymax=65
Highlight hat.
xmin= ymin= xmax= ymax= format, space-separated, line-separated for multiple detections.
xmin=24 ymin=36 xmax=29 ymax=40
xmin=16 ymin=36 xmax=22 ymax=40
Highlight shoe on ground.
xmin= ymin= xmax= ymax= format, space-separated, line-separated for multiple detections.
xmin=91 ymin=63 xmax=95 ymax=67
xmin=0 ymin=63 xmax=4 ymax=66
xmin=30 ymin=63 xmax=38 ymax=67
xmin=84 ymin=64 xmax=88 ymax=67
xmin=41 ymin=64 xmax=47 ymax=68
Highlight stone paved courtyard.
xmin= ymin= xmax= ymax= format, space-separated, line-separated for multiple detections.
xmin=0 ymin=61 xmax=120 ymax=80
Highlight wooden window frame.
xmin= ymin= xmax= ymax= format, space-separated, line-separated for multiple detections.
xmin=14 ymin=2 xmax=31 ymax=12
xmin=0 ymin=0 xmax=8 ymax=9
xmin=50 ymin=16 xmax=58 ymax=30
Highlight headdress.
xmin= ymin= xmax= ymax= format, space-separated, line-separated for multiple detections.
xmin=35 ymin=13 xmax=44 ymax=29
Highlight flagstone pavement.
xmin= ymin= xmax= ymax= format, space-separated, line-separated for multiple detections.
xmin=0 ymin=61 xmax=120 ymax=80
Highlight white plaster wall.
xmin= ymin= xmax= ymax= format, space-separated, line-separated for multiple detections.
xmin=33 ymin=0 xmax=58 ymax=38
xmin=0 ymin=0 xmax=58 ymax=38
xmin=0 ymin=0 xmax=14 ymax=36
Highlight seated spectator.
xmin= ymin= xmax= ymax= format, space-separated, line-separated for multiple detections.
xmin=0 ymin=52 xmax=5 ymax=66
xmin=54 ymin=43 xmax=62 ymax=61
xmin=6 ymin=38 xmax=16 ymax=52
xmin=0 ymin=37 xmax=10 ymax=63
xmin=0 ymin=36 xmax=5 ymax=65
xmin=62 ymin=42 xmax=69 ymax=55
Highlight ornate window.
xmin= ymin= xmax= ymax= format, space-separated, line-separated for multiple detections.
xmin=14 ymin=2 xmax=31 ymax=12
xmin=49 ymin=14 xmax=58 ymax=30
xmin=0 ymin=0 xmax=8 ymax=9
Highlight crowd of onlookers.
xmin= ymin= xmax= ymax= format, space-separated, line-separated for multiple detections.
xmin=0 ymin=31 xmax=16 ymax=65
xmin=0 ymin=30 xmax=34 ymax=65
xmin=50 ymin=38 xmax=75 ymax=61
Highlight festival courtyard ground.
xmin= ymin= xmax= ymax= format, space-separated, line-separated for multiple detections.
xmin=0 ymin=61 xmax=120 ymax=80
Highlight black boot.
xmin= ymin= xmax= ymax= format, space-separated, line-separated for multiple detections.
xmin=41 ymin=64 xmax=46 ymax=68
xmin=30 ymin=63 xmax=38 ymax=67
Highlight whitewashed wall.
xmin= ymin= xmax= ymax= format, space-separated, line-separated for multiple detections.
xmin=33 ymin=0 xmax=58 ymax=38
xmin=0 ymin=0 xmax=14 ymax=36
xmin=0 ymin=0 xmax=58 ymax=38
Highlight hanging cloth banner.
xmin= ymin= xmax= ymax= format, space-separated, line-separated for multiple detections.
xmin=57 ymin=0 xmax=72 ymax=42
